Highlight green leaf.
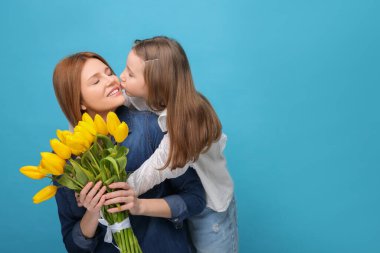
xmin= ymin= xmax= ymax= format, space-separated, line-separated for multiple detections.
xmin=96 ymin=134 xmax=114 ymax=149
xmin=94 ymin=173 xmax=102 ymax=181
xmin=56 ymin=174 xmax=82 ymax=191
xmin=70 ymin=160 xmax=94 ymax=186
xmin=104 ymin=175 xmax=117 ymax=186
xmin=64 ymin=164 xmax=74 ymax=174
xmin=81 ymin=150 xmax=99 ymax=175
xmin=99 ymin=163 xmax=110 ymax=183
xmin=101 ymin=157 xmax=120 ymax=180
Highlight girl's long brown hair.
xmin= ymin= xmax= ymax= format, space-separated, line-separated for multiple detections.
xmin=53 ymin=52 xmax=114 ymax=127
xmin=133 ymin=36 xmax=222 ymax=169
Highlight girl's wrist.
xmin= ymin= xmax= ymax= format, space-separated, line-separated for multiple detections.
xmin=133 ymin=198 xmax=145 ymax=215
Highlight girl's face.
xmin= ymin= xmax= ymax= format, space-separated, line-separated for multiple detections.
xmin=80 ymin=58 xmax=125 ymax=118
xmin=120 ymin=50 xmax=148 ymax=99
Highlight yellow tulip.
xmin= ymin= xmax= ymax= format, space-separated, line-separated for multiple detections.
xmin=65 ymin=134 xmax=89 ymax=151
xmin=71 ymin=148 xmax=83 ymax=156
xmin=78 ymin=121 xmax=97 ymax=136
xmin=82 ymin=112 xmax=95 ymax=127
xmin=41 ymin=152 xmax=65 ymax=167
xmin=94 ymin=114 xmax=108 ymax=135
xmin=38 ymin=165 xmax=52 ymax=175
xmin=107 ymin=111 xmax=121 ymax=135
xmin=56 ymin=129 xmax=73 ymax=144
xmin=33 ymin=185 xmax=58 ymax=204
xmin=40 ymin=152 xmax=65 ymax=175
xmin=50 ymin=139 xmax=71 ymax=159
xmin=114 ymin=122 xmax=129 ymax=143
xmin=74 ymin=125 xmax=94 ymax=144
xmin=73 ymin=132 xmax=91 ymax=149
xmin=19 ymin=166 xmax=46 ymax=179
xmin=40 ymin=160 xmax=63 ymax=176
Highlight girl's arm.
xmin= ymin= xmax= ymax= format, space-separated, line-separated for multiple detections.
xmin=122 ymin=93 xmax=191 ymax=196
xmin=104 ymin=182 xmax=171 ymax=218
xmin=105 ymin=168 xmax=206 ymax=225
xmin=127 ymin=133 xmax=191 ymax=196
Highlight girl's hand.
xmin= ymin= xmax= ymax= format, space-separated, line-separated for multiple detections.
xmin=103 ymin=182 xmax=143 ymax=215
xmin=79 ymin=181 xmax=107 ymax=214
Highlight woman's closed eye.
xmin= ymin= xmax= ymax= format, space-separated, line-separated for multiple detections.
xmin=93 ymin=79 xmax=100 ymax=85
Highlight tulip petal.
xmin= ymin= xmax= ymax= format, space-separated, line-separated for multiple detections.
xmin=107 ymin=112 xmax=121 ymax=135
xmin=50 ymin=139 xmax=71 ymax=159
xmin=40 ymin=159 xmax=64 ymax=176
xmin=41 ymin=152 xmax=66 ymax=167
xmin=40 ymin=152 xmax=65 ymax=175
xmin=82 ymin=113 xmax=95 ymax=127
xmin=38 ymin=165 xmax=52 ymax=175
xmin=33 ymin=185 xmax=58 ymax=204
xmin=56 ymin=130 xmax=73 ymax=144
xmin=19 ymin=166 xmax=46 ymax=179
xmin=65 ymin=134 xmax=89 ymax=152
xmin=114 ymin=122 xmax=129 ymax=143
xmin=94 ymin=114 xmax=108 ymax=135
xmin=74 ymin=125 xmax=95 ymax=144
xmin=78 ymin=121 xmax=97 ymax=136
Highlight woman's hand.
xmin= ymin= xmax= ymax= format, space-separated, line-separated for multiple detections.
xmin=78 ymin=181 xmax=107 ymax=239
xmin=79 ymin=181 xmax=107 ymax=214
xmin=103 ymin=182 xmax=143 ymax=215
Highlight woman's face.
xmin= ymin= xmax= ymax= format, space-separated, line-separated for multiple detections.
xmin=120 ymin=50 xmax=149 ymax=99
xmin=80 ymin=58 xmax=125 ymax=118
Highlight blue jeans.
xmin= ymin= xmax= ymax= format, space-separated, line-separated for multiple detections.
xmin=188 ymin=196 xmax=239 ymax=253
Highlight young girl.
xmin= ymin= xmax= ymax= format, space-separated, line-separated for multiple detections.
xmin=119 ymin=36 xmax=238 ymax=253
xmin=53 ymin=52 xmax=206 ymax=253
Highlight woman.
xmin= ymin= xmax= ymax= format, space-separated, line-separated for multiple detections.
xmin=53 ymin=52 xmax=206 ymax=253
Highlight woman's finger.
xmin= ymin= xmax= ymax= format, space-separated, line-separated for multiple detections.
xmin=95 ymin=195 xmax=106 ymax=209
xmin=86 ymin=181 xmax=103 ymax=201
xmin=90 ymin=186 xmax=107 ymax=207
xmin=79 ymin=182 xmax=93 ymax=203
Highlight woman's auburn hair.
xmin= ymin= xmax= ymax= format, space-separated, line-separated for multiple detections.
xmin=133 ymin=36 xmax=222 ymax=169
xmin=52 ymin=52 xmax=114 ymax=127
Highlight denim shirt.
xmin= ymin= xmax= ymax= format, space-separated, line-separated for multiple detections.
xmin=54 ymin=106 xmax=206 ymax=253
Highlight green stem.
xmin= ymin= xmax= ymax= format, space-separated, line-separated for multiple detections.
xmin=124 ymin=229 xmax=131 ymax=253
xmin=88 ymin=149 xmax=101 ymax=172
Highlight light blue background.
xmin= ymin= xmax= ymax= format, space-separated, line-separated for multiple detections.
xmin=1 ymin=0 xmax=379 ymax=252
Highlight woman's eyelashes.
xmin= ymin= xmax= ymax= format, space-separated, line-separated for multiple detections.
xmin=92 ymin=70 xmax=114 ymax=85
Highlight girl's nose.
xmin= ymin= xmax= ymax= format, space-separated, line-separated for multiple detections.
xmin=120 ymin=70 xmax=126 ymax=82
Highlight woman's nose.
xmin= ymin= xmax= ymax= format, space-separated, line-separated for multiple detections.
xmin=105 ymin=74 xmax=119 ymax=86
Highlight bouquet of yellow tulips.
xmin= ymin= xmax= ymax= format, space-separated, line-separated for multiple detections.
xmin=20 ymin=112 xmax=142 ymax=253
